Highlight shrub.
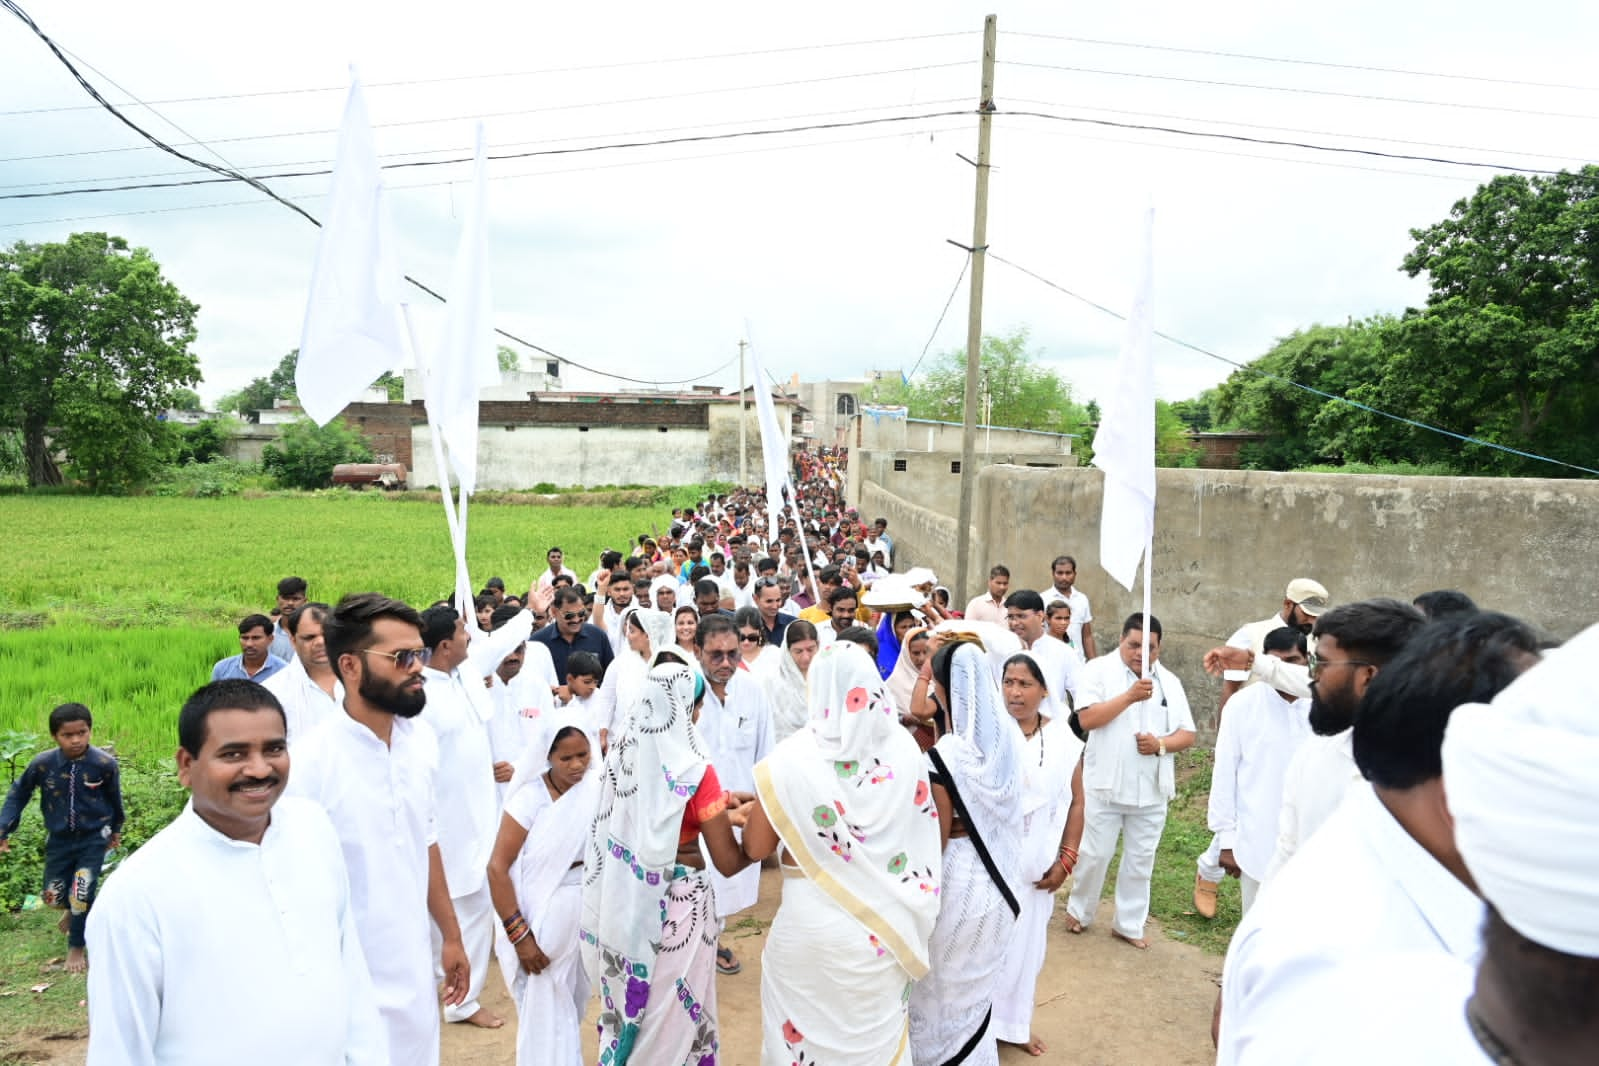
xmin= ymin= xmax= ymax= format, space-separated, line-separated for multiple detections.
xmin=151 ymin=457 xmax=258 ymax=498
xmin=261 ymin=418 xmax=373 ymax=490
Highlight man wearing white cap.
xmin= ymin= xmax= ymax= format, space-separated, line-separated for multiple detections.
xmin=1222 ymin=621 xmax=1597 ymax=1065
xmin=1216 ymin=611 xmax=1544 ymax=1064
xmin=1194 ymin=577 xmax=1330 ymax=917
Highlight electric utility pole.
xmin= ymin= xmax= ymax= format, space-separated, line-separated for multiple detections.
xmin=738 ymin=338 xmax=749 ymax=486
xmin=954 ymin=14 xmax=996 ymax=605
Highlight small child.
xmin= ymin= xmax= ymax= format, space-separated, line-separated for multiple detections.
xmin=553 ymin=651 xmax=605 ymax=754
xmin=0 ymin=703 xmax=124 ymax=973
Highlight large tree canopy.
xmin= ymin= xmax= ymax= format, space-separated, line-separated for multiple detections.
xmin=0 ymin=233 xmax=200 ymax=489
xmin=1213 ymin=167 xmax=1599 ymax=476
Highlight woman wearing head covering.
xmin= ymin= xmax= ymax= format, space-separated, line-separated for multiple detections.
xmin=738 ymin=642 xmax=943 ymax=1065
xmin=909 ymin=638 xmax=1026 ymax=1066
xmin=581 ymin=663 xmax=754 ymax=1066
xmin=594 ymin=607 xmax=673 ymax=755
xmin=648 ymin=575 xmax=678 ymax=614
xmin=990 ymin=651 xmax=1086 ymax=1056
xmin=487 ymin=719 xmax=603 ymax=1066
xmin=762 ymin=620 xmax=820 ymax=745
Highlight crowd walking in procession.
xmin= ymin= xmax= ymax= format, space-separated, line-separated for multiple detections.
xmin=3 ymin=450 xmax=1593 ymax=1066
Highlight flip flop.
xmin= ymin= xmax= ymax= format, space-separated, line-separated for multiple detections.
xmin=716 ymin=946 xmax=742 ymax=975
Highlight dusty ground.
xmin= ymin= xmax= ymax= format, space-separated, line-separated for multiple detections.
xmin=19 ymin=867 xmax=1220 ymax=1066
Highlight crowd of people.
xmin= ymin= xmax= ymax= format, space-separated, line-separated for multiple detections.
xmin=1 ymin=454 xmax=1592 ymax=1066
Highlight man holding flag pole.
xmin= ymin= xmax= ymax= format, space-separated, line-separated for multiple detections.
xmin=1061 ymin=209 xmax=1198 ymax=949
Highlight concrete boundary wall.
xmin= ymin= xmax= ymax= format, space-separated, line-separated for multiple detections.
xmin=864 ymin=464 xmax=1599 ymax=734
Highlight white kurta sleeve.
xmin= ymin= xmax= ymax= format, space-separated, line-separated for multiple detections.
xmin=466 ymin=610 xmax=536 ymax=680
xmin=337 ymin=857 xmax=389 ymax=1066
xmin=1250 ymin=655 xmax=1310 ymax=698
xmin=1209 ymin=702 xmax=1243 ymax=850
xmin=1223 ymin=622 xmax=1255 ymax=683
xmin=85 ymin=879 xmax=162 ymax=1066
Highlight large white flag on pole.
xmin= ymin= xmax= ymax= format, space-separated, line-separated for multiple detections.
xmin=296 ymin=73 xmax=405 ymax=426
xmin=747 ymin=342 xmax=793 ymax=542
xmin=425 ymin=124 xmax=499 ymax=499
xmin=1092 ymin=208 xmax=1157 ymax=668
xmin=423 ymin=125 xmax=499 ymax=629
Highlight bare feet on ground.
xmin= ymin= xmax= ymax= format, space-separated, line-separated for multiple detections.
xmin=1111 ymin=930 xmax=1149 ymax=950
xmin=64 ymin=947 xmax=87 ymax=974
xmin=456 ymin=1008 xmax=504 ymax=1029
xmin=1002 ymin=1035 xmax=1048 ymax=1056
xmin=1061 ymin=914 xmax=1085 ymax=934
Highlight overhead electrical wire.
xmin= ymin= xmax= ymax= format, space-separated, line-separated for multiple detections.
xmin=0 ymin=62 xmax=972 ymax=164
xmin=1007 ymin=32 xmax=1599 ymax=93
xmin=1001 ymin=61 xmax=1599 ymax=123
xmin=0 ymin=96 xmax=969 ymax=191
xmin=0 ymin=0 xmax=777 ymax=387
xmin=986 ymin=252 xmax=1599 ymax=478
xmin=907 ymin=253 xmax=971 ymax=380
xmin=0 ymin=30 xmax=974 ymax=117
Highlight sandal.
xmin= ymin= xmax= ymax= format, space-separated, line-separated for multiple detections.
xmin=716 ymin=946 xmax=742 ymax=975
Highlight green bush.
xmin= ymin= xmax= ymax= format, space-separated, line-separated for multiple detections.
xmin=171 ymin=418 xmax=234 ymax=465
xmin=531 ymin=481 xmax=558 ymax=493
xmin=151 ymin=457 xmax=259 ymax=498
xmin=261 ymin=418 xmax=374 ymax=490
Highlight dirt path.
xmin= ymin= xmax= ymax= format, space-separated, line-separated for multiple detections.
xmin=24 ymin=867 xmax=1220 ymax=1066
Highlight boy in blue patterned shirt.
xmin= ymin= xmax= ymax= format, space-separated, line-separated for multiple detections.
xmin=0 ymin=702 xmax=124 ymax=973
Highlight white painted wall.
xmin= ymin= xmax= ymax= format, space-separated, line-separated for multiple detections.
xmin=410 ymin=423 xmax=711 ymax=490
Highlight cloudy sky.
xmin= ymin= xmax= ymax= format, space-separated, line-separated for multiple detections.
xmin=4 ymin=0 xmax=1595 ymax=410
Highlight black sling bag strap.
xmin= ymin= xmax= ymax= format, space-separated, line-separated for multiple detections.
xmin=927 ymin=747 xmax=1021 ymax=920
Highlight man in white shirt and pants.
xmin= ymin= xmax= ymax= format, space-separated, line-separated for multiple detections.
xmin=1217 ymin=609 xmax=1543 ymax=1064
xmin=1004 ymin=588 xmax=1081 ymax=714
xmin=1063 ymin=613 xmax=1197 ymax=949
xmin=288 ymin=594 xmax=470 ymax=1066
xmin=87 ymin=679 xmax=384 ymax=1065
xmin=263 ymin=601 xmax=344 ymax=745
xmin=1204 ymin=627 xmax=1311 ymax=915
xmin=694 ymin=612 xmax=775 ymax=975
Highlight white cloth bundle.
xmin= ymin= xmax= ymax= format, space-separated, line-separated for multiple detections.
xmin=1443 ymin=622 xmax=1599 ymax=957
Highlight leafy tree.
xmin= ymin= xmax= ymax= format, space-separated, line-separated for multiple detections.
xmin=0 ymin=233 xmax=199 ymax=488
xmin=497 ymin=344 xmax=520 ymax=373
xmin=218 ymin=351 xmax=298 ymax=415
xmin=885 ymin=327 xmax=1089 ymax=435
xmin=169 ymin=387 xmax=202 ymax=411
xmin=1155 ymin=400 xmax=1198 ymax=467
xmin=261 ymin=417 xmax=374 ymax=490
xmin=173 ymin=417 xmax=235 ymax=465
xmin=374 ymin=371 xmax=405 ymax=402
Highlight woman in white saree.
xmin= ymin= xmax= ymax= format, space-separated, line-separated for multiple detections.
xmin=761 ymin=619 xmax=820 ymax=745
xmin=594 ymin=607 xmax=673 ymax=752
xmin=486 ymin=721 xmax=603 ymax=1066
xmin=909 ymin=638 xmax=1026 ymax=1066
xmin=740 ymin=641 xmax=944 ymax=1066
xmin=990 ymin=652 xmax=1086 ymax=1056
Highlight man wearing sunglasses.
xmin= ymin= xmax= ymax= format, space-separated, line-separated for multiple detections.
xmin=528 ymin=586 xmax=615 ymax=682
xmin=287 ymin=593 xmax=470 ymax=1066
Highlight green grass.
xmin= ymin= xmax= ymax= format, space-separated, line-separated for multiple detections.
xmin=0 ymin=909 xmax=91 ymax=1061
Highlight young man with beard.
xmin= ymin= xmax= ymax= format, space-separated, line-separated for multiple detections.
xmin=1217 ymin=611 xmax=1544 ymax=1064
xmin=417 ymin=605 xmax=506 ymax=1031
xmin=288 ymin=593 xmax=469 ymax=1066
xmin=263 ymin=602 xmax=343 ymax=745
xmin=589 ymin=568 xmax=635 ymax=657
xmin=88 ymin=680 xmax=384 ymax=1065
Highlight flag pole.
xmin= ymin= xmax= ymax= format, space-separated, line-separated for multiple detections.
xmin=404 ymin=306 xmax=474 ymax=629
xmin=1141 ymin=529 xmax=1153 ymax=679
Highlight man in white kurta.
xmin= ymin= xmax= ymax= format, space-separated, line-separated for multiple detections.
xmin=694 ymin=615 xmax=774 ymax=970
xmin=1062 ymin=616 xmax=1196 ymax=945
xmin=87 ymin=681 xmax=384 ymax=1066
xmin=1205 ymin=630 xmax=1311 ymax=914
xmin=1004 ymin=588 xmax=1081 ymax=714
xmin=263 ymin=604 xmax=344 ymax=745
xmin=420 ymin=605 xmax=510 ymax=1028
xmin=288 ymin=596 xmax=468 ymax=1066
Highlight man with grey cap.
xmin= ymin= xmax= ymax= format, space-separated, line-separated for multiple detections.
xmin=1194 ymin=577 xmax=1329 ymax=917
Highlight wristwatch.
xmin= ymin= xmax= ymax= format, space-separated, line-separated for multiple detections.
xmin=1157 ymin=737 xmax=1166 ymax=757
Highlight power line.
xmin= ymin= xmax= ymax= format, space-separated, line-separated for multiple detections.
xmin=0 ymin=97 xmax=970 ymax=191
xmin=907 ymin=253 xmax=970 ymax=379
xmin=997 ymin=109 xmax=1560 ymax=175
xmin=1004 ymin=97 xmax=1592 ymax=166
xmin=1007 ymin=32 xmax=1599 ymax=93
xmin=1001 ymin=61 xmax=1599 ymax=123
xmin=986 ymin=252 xmax=1599 ymax=478
xmin=0 ymin=0 xmax=761 ymax=388
xmin=1 ymin=121 xmax=971 ymax=231
xmin=0 ymin=31 xmax=973 ymax=117
xmin=0 ymin=110 xmax=974 ymax=201
xmin=0 ymin=63 xmax=972 ymax=164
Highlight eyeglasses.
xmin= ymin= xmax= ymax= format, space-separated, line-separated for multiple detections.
xmin=738 ymin=631 xmax=762 ymax=644
xmin=704 ymin=649 xmax=741 ymax=663
xmin=359 ymin=647 xmax=430 ymax=670
xmin=754 ymin=577 xmax=782 ymax=589
xmin=560 ymin=610 xmax=587 ymax=622
xmin=1307 ymin=652 xmax=1374 ymax=677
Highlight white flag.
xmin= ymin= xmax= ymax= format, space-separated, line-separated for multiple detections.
xmin=296 ymin=74 xmax=404 ymax=426
xmin=747 ymin=343 xmax=793 ymax=539
xmin=1092 ymin=208 xmax=1157 ymax=591
xmin=425 ymin=124 xmax=499 ymax=498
